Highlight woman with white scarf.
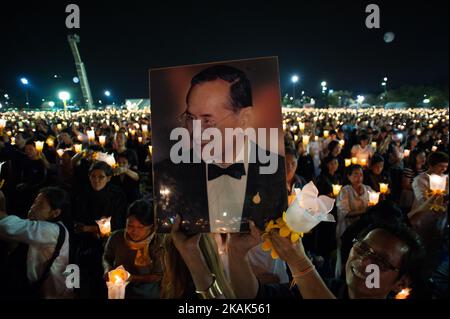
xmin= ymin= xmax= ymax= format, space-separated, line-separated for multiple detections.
xmin=102 ymin=200 xmax=163 ymax=299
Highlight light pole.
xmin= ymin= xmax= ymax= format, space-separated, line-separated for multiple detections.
xmin=58 ymin=91 xmax=70 ymax=114
xmin=20 ymin=78 xmax=30 ymax=108
xmin=291 ymin=76 xmax=299 ymax=102
xmin=104 ymin=90 xmax=112 ymax=105
xmin=382 ymin=76 xmax=388 ymax=95
xmin=321 ymin=81 xmax=327 ymax=94
xmin=357 ymin=95 xmax=365 ymax=112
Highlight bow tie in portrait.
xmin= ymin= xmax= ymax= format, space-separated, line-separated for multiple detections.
xmin=207 ymin=162 xmax=246 ymax=181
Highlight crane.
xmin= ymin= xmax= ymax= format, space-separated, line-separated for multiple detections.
xmin=68 ymin=34 xmax=94 ymax=109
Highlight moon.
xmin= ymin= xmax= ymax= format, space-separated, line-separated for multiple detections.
xmin=383 ymin=32 xmax=395 ymax=43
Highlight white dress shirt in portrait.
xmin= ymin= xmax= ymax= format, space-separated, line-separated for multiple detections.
xmin=206 ymin=140 xmax=250 ymax=233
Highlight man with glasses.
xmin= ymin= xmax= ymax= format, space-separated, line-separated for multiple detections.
xmin=154 ymin=64 xmax=287 ymax=234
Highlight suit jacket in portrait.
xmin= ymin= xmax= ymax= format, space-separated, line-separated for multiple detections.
xmin=153 ymin=143 xmax=287 ymax=234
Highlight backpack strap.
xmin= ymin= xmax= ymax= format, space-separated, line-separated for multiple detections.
xmin=32 ymin=223 xmax=66 ymax=291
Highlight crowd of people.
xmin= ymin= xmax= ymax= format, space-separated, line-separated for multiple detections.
xmin=0 ymin=106 xmax=448 ymax=299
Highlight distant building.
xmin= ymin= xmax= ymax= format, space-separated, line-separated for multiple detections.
xmin=124 ymin=99 xmax=150 ymax=110
xmin=384 ymin=102 xmax=408 ymax=109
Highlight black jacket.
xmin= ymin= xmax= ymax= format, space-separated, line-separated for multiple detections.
xmin=154 ymin=143 xmax=287 ymax=234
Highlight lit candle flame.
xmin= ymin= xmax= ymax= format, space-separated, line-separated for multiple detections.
xmin=368 ymin=191 xmax=380 ymax=206
xmin=429 ymin=174 xmax=447 ymax=195
xmin=379 ymin=183 xmax=389 ymax=194
xmin=99 ymin=135 xmax=106 ymax=147
xmin=345 ymin=159 xmax=352 ymax=167
xmin=96 ymin=216 xmax=112 ymax=237
xmin=395 ymin=288 xmax=411 ymax=299
xmin=35 ymin=141 xmax=44 ymax=154
xmin=332 ymin=184 xmax=342 ymax=197
xmin=74 ymin=144 xmax=82 ymax=154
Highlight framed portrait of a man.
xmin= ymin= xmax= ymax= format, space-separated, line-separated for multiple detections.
xmin=150 ymin=57 xmax=287 ymax=234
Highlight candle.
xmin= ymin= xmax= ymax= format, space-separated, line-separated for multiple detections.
xmin=282 ymin=123 xmax=287 ymax=131
xmin=96 ymin=216 xmax=112 ymax=237
xmin=371 ymin=141 xmax=377 ymax=150
xmin=338 ymin=139 xmax=345 ymax=146
xmin=10 ymin=137 xmax=15 ymax=145
xmin=314 ymin=136 xmax=319 ymax=142
xmin=106 ymin=266 xmax=130 ymax=299
xmin=403 ymin=149 xmax=410 ymax=158
xmin=130 ymin=129 xmax=136 ymax=137
xmin=46 ymin=137 xmax=55 ymax=148
xmin=368 ymin=191 xmax=380 ymax=206
xmin=429 ymin=174 xmax=447 ymax=195
xmin=141 ymin=124 xmax=148 ymax=134
xmin=379 ymin=183 xmax=389 ymax=194
xmin=351 ymin=157 xmax=358 ymax=165
xmin=299 ymin=122 xmax=305 ymax=132
xmin=395 ymin=288 xmax=411 ymax=300
xmin=35 ymin=141 xmax=44 ymax=154
xmin=99 ymin=135 xmax=106 ymax=147
xmin=87 ymin=130 xmax=95 ymax=143
xmin=345 ymin=159 xmax=352 ymax=167
xmin=138 ymin=136 xmax=143 ymax=144
xmin=323 ymin=130 xmax=329 ymax=138
xmin=0 ymin=119 xmax=6 ymax=131
xmin=6 ymin=131 xmax=12 ymax=137
xmin=302 ymin=135 xmax=310 ymax=145
xmin=74 ymin=144 xmax=83 ymax=154
xmin=332 ymin=184 xmax=342 ymax=197
xmin=57 ymin=149 xmax=65 ymax=157
xmin=431 ymin=146 xmax=438 ymax=152
xmin=360 ymin=158 xmax=368 ymax=167
xmin=148 ymin=145 xmax=153 ymax=156
xmin=57 ymin=123 xmax=62 ymax=131
xmin=294 ymin=135 xmax=299 ymax=142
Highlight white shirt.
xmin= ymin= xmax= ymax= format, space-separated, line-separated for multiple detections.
xmin=213 ymin=234 xmax=289 ymax=284
xmin=247 ymin=244 xmax=289 ymax=284
xmin=0 ymin=216 xmax=72 ymax=299
xmin=206 ymin=142 xmax=250 ymax=233
xmin=336 ymin=184 xmax=373 ymax=243
xmin=351 ymin=145 xmax=373 ymax=162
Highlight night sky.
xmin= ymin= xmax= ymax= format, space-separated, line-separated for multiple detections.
xmin=0 ymin=0 xmax=448 ymax=105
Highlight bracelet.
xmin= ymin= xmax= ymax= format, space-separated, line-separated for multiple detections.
xmin=289 ymin=265 xmax=316 ymax=288
xmin=195 ymin=274 xmax=223 ymax=299
xmin=290 ymin=255 xmax=310 ymax=271
xmin=292 ymin=264 xmax=316 ymax=278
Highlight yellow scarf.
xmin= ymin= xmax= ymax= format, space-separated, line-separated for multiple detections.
xmin=124 ymin=231 xmax=155 ymax=267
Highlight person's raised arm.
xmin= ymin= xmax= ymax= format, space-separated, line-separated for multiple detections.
xmin=227 ymin=221 xmax=261 ymax=299
xmin=269 ymin=231 xmax=336 ymax=299
xmin=124 ymin=168 xmax=139 ymax=182
xmin=171 ymin=215 xmax=225 ymax=298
